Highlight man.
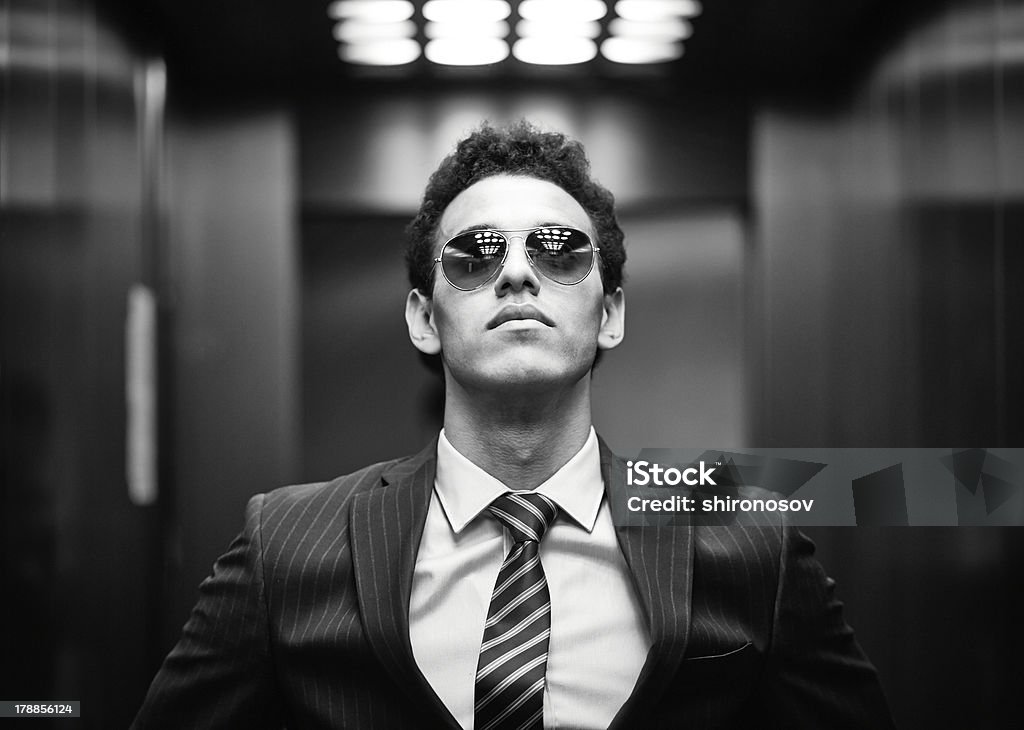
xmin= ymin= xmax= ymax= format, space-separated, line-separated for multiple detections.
xmin=133 ymin=122 xmax=894 ymax=729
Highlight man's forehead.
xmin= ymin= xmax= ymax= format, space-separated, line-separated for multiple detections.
xmin=437 ymin=174 xmax=594 ymax=241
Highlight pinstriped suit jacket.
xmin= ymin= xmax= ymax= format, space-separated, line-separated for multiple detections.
xmin=132 ymin=439 xmax=894 ymax=729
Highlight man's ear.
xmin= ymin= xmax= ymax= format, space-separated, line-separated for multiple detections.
xmin=406 ymin=289 xmax=441 ymax=355
xmin=597 ymin=287 xmax=625 ymax=351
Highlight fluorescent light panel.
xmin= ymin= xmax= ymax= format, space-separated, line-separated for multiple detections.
xmin=425 ymin=37 xmax=510 ymax=65
xmin=518 ymin=0 xmax=607 ymax=22
xmin=516 ymin=19 xmax=602 ymax=39
xmin=613 ymin=0 xmax=701 ymax=22
xmin=600 ymin=37 xmax=683 ymax=63
xmin=327 ymin=0 xmax=414 ymax=23
xmin=340 ymin=38 xmax=421 ymax=65
xmin=334 ymin=19 xmax=416 ymax=42
xmin=608 ymin=17 xmax=692 ymax=40
xmin=329 ymin=0 xmax=694 ymax=67
xmin=425 ymin=20 xmax=510 ymax=40
xmin=602 ymin=0 xmax=697 ymax=63
xmin=422 ymin=0 xmax=512 ymax=23
xmin=513 ymin=37 xmax=598 ymax=65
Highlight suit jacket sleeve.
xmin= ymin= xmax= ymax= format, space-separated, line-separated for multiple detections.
xmin=131 ymin=494 xmax=284 ymax=729
xmin=759 ymin=526 xmax=896 ymax=729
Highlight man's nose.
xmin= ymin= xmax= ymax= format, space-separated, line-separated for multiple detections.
xmin=493 ymin=235 xmax=541 ymax=294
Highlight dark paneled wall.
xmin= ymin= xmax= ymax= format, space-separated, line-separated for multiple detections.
xmin=753 ymin=1 xmax=1024 ymax=726
xmin=163 ymin=107 xmax=300 ymax=646
xmin=1 ymin=4 xmax=301 ymax=724
xmin=301 ymin=214 xmax=442 ymax=480
xmin=752 ymin=0 xmax=1022 ymax=447
xmin=0 ymin=1 xmax=160 ymax=726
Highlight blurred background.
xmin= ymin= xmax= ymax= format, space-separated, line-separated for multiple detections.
xmin=1 ymin=0 xmax=1022 ymax=727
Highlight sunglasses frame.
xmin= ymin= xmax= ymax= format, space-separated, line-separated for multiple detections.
xmin=432 ymin=226 xmax=601 ymax=291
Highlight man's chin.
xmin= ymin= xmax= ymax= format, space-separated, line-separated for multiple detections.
xmin=464 ymin=359 xmax=593 ymax=394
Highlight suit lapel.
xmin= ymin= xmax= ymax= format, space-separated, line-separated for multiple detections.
xmin=348 ymin=438 xmax=694 ymax=728
xmin=349 ymin=440 xmax=461 ymax=729
xmin=599 ymin=440 xmax=695 ymax=729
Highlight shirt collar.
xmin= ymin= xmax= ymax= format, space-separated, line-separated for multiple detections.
xmin=435 ymin=427 xmax=604 ymax=535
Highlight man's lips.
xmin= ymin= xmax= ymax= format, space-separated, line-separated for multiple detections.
xmin=487 ymin=304 xmax=555 ymax=329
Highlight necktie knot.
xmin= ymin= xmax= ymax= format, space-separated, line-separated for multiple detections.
xmin=488 ymin=492 xmax=558 ymax=544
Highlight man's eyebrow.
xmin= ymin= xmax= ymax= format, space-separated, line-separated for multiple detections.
xmin=451 ymin=222 xmax=574 ymax=237
xmin=452 ymin=223 xmax=500 ymax=236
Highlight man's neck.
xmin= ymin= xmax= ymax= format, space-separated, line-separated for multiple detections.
xmin=442 ymin=378 xmax=594 ymax=491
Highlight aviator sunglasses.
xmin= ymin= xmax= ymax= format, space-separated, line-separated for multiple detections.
xmin=433 ymin=226 xmax=600 ymax=291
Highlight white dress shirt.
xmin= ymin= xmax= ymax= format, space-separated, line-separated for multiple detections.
xmin=409 ymin=428 xmax=651 ymax=730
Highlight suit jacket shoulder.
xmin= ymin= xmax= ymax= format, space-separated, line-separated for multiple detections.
xmin=133 ymin=441 xmax=448 ymax=730
xmin=261 ymin=447 xmax=429 ymax=518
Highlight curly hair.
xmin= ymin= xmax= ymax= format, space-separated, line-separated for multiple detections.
xmin=406 ymin=120 xmax=626 ymax=296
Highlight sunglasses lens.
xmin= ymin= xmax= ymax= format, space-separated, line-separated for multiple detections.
xmin=526 ymin=227 xmax=595 ymax=284
xmin=441 ymin=231 xmax=506 ymax=289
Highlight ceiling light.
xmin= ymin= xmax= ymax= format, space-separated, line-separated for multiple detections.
xmin=516 ymin=20 xmax=602 ymax=39
xmin=613 ymin=0 xmax=701 ymax=22
xmin=600 ymin=37 xmax=683 ymax=63
xmin=513 ymin=37 xmax=598 ymax=65
xmin=334 ymin=20 xmax=417 ymax=42
xmin=608 ymin=17 xmax=692 ymax=40
xmin=425 ymin=20 xmax=510 ymax=39
xmin=327 ymin=0 xmax=414 ymax=23
xmin=424 ymin=38 xmax=510 ymax=65
xmin=519 ymin=0 xmax=608 ymax=22
xmin=422 ymin=1 xmax=511 ymax=23
xmin=339 ymin=38 xmax=421 ymax=65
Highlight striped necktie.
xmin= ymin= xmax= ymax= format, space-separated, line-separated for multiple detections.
xmin=475 ymin=491 xmax=559 ymax=730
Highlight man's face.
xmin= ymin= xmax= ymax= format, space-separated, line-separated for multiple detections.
xmin=406 ymin=174 xmax=624 ymax=394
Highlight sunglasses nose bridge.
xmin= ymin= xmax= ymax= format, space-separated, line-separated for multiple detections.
xmin=503 ymin=232 xmax=529 ymax=260
xmin=502 ymin=232 xmax=531 ymax=263
xmin=494 ymin=231 xmax=540 ymax=288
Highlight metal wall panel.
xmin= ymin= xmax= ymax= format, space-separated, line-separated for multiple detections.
xmin=753 ymin=1 xmax=1024 ymax=726
xmin=0 ymin=1 xmax=163 ymax=726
